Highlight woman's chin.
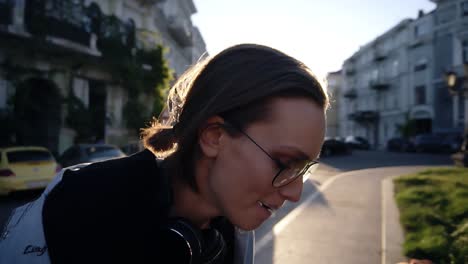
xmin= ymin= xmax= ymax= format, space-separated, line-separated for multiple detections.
xmin=232 ymin=216 xmax=265 ymax=231
xmin=228 ymin=205 xmax=271 ymax=230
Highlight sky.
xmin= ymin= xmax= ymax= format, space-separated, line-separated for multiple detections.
xmin=192 ymin=0 xmax=436 ymax=81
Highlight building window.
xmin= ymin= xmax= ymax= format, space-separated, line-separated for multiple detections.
xmin=463 ymin=41 xmax=468 ymax=63
xmin=415 ymin=85 xmax=426 ymax=105
xmin=392 ymin=60 xmax=399 ymax=77
xmin=0 ymin=79 xmax=7 ymax=109
xmin=414 ymin=22 xmax=429 ymax=37
xmin=414 ymin=25 xmax=419 ymax=37
xmin=458 ymin=97 xmax=464 ymax=127
xmin=462 ymin=1 xmax=468 ymax=16
xmin=72 ymin=77 xmax=89 ymax=107
xmin=414 ymin=59 xmax=427 ymax=71
xmin=436 ymin=8 xmax=454 ymax=24
xmin=372 ymin=69 xmax=378 ymax=81
xmin=385 ymin=93 xmax=392 ymax=110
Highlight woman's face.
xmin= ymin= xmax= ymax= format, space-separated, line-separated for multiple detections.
xmin=206 ymin=97 xmax=326 ymax=230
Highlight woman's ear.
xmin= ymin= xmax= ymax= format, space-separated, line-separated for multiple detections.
xmin=198 ymin=116 xmax=225 ymax=158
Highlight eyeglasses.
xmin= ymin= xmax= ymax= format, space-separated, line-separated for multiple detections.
xmin=222 ymin=122 xmax=319 ymax=188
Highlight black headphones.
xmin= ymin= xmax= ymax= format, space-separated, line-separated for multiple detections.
xmin=157 ymin=158 xmax=227 ymax=264
xmin=162 ymin=217 xmax=227 ymax=264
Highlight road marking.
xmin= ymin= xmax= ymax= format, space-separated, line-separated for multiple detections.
xmin=255 ymin=172 xmax=348 ymax=254
xmin=381 ymin=178 xmax=387 ymax=264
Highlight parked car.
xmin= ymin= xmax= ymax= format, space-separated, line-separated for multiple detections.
xmin=440 ymin=134 xmax=463 ymax=153
xmin=0 ymin=146 xmax=61 ymax=196
xmin=345 ymin=136 xmax=370 ymax=150
xmin=334 ymin=136 xmax=345 ymax=142
xmin=321 ymin=137 xmax=352 ymax=157
xmin=386 ymin=137 xmax=415 ymax=152
xmin=58 ymin=144 xmax=126 ymax=168
xmin=412 ymin=134 xmax=445 ymax=153
xmin=120 ymin=140 xmax=144 ymax=155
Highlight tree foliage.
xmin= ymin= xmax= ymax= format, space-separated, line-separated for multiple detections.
xmin=97 ymin=16 xmax=172 ymax=135
xmin=396 ymin=112 xmax=417 ymax=139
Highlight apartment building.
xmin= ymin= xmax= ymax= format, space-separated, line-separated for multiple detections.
xmin=340 ymin=19 xmax=414 ymax=148
xmin=0 ymin=0 xmax=206 ymax=154
xmin=338 ymin=0 xmax=468 ymax=148
xmin=326 ymin=70 xmax=342 ymax=138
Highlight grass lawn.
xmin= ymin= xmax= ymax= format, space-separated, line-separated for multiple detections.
xmin=394 ymin=167 xmax=468 ymax=264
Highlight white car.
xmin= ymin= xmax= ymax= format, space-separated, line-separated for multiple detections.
xmin=58 ymin=144 xmax=126 ymax=167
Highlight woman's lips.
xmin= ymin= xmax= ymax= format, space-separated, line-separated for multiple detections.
xmin=257 ymin=200 xmax=278 ymax=213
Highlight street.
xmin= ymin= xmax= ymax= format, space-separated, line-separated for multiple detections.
xmin=0 ymin=150 xmax=452 ymax=263
xmin=254 ymin=150 xmax=451 ymax=264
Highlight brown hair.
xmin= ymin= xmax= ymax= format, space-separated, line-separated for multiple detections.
xmin=142 ymin=44 xmax=329 ymax=191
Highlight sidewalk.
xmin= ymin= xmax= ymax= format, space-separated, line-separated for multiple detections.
xmin=254 ymin=166 xmax=432 ymax=264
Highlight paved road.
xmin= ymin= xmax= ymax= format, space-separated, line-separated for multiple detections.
xmin=253 ymin=150 xmax=452 ymax=264
xmin=319 ymin=149 xmax=452 ymax=172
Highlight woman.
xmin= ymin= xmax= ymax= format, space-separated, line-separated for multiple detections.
xmin=0 ymin=44 xmax=328 ymax=264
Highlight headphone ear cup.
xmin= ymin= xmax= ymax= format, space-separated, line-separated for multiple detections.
xmin=164 ymin=218 xmax=204 ymax=264
xmin=200 ymin=228 xmax=226 ymax=264
xmin=164 ymin=218 xmax=227 ymax=264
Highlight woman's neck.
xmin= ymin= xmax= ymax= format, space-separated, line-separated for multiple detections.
xmin=169 ymin=176 xmax=217 ymax=229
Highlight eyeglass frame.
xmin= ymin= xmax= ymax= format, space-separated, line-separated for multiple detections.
xmin=221 ymin=121 xmax=319 ymax=188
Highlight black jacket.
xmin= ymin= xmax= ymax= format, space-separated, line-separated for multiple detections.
xmin=42 ymin=149 xmax=234 ymax=263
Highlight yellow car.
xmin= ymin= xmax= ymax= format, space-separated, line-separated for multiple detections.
xmin=0 ymin=146 xmax=61 ymax=196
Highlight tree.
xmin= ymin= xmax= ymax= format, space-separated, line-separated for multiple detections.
xmin=396 ymin=112 xmax=416 ymax=139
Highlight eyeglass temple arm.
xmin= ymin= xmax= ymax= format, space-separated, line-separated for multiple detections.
xmin=222 ymin=121 xmax=284 ymax=167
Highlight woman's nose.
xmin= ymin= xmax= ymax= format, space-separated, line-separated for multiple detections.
xmin=278 ymin=176 xmax=303 ymax=202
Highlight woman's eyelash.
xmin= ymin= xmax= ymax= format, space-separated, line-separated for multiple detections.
xmin=278 ymin=157 xmax=296 ymax=165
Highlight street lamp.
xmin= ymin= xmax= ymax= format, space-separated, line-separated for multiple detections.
xmin=445 ymin=70 xmax=457 ymax=94
xmin=445 ymin=64 xmax=468 ymax=167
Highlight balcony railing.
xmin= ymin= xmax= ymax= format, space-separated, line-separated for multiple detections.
xmin=408 ymin=38 xmax=423 ymax=49
xmin=24 ymin=0 xmax=92 ymax=46
xmin=345 ymin=67 xmax=355 ymax=76
xmin=0 ymin=0 xmax=13 ymax=26
xmin=373 ymin=50 xmax=387 ymax=62
xmin=97 ymin=15 xmax=136 ymax=57
xmin=135 ymin=0 xmax=166 ymax=5
xmin=1 ymin=1 xmax=136 ymax=58
xmin=343 ymin=89 xmax=357 ymax=99
xmin=167 ymin=16 xmax=192 ymax=47
xmin=348 ymin=110 xmax=379 ymax=123
xmin=369 ymin=79 xmax=391 ymax=90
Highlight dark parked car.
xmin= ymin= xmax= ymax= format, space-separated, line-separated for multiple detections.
xmin=321 ymin=137 xmax=352 ymax=157
xmin=412 ymin=134 xmax=445 ymax=153
xmin=345 ymin=136 xmax=370 ymax=150
xmin=58 ymin=144 xmax=126 ymax=167
xmin=386 ymin=137 xmax=414 ymax=152
xmin=120 ymin=140 xmax=144 ymax=155
xmin=440 ymin=134 xmax=463 ymax=153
